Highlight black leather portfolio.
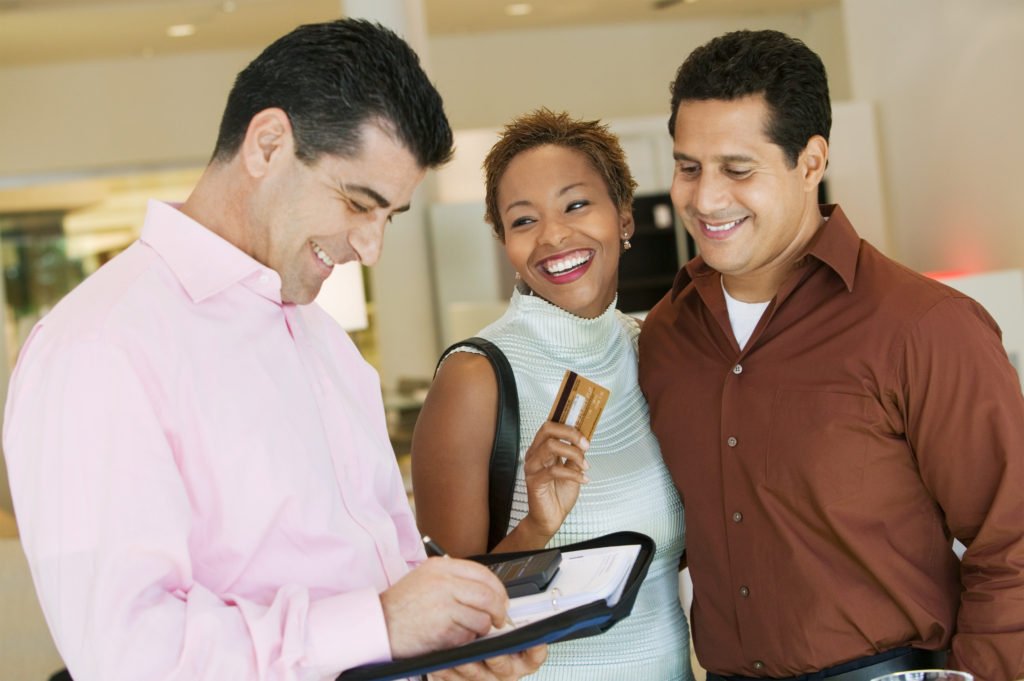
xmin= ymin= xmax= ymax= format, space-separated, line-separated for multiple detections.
xmin=336 ymin=530 xmax=655 ymax=681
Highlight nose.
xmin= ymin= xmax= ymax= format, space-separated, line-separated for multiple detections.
xmin=350 ymin=218 xmax=386 ymax=267
xmin=537 ymin=215 xmax=571 ymax=246
xmin=676 ymin=171 xmax=729 ymax=218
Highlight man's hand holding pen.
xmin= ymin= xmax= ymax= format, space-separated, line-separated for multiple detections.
xmin=423 ymin=536 xmax=517 ymax=631
xmin=378 ymin=537 xmax=546 ymax=680
xmin=380 ymin=550 xmax=509 ymax=657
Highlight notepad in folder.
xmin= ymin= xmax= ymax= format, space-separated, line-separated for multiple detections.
xmin=336 ymin=531 xmax=654 ymax=681
xmin=503 ymin=544 xmax=640 ymax=625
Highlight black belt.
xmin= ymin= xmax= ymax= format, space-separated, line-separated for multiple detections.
xmin=706 ymin=647 xmax=948 ymax=681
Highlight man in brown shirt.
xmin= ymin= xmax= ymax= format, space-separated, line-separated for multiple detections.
xmin=639 ymin=30 xmax=1024 ymax=681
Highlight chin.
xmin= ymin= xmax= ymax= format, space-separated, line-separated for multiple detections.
xmin=283 ymin=286 xmax=320 ymax=305
xmin=563 ymin=298 xmax=606 ymax=319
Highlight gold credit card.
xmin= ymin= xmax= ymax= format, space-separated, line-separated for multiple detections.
xmin=547 ymin=370 xmax=610 ymax=440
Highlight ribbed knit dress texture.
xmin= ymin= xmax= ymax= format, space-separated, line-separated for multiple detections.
xmin=454 ymin=288 xmax=693 ymax=680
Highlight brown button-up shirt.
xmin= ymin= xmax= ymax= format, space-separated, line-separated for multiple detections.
xmin=639 ymin=205 xmax=1024 ymax=680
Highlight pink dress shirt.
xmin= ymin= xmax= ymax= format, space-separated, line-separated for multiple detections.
xmin=3 ymin=200 xmax=425 ymax=681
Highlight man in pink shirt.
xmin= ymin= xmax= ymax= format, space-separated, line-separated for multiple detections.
xmin=3 ymin=19 xmax=544 ymax=681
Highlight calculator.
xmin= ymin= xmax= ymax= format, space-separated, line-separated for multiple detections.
xmin=487 ymin=549 xmax=562 ymax=598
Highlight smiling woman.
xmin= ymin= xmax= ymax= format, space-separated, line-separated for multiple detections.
xmin=411 ymin=109 xmax=694 ymax=681
xmin=499 ymin=143 xmax=630 ymax=319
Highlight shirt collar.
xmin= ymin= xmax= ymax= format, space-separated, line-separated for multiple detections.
xmin=803 ymin=204 xmax=858 ymax=293
xmin=507 ymin=286 xmax=620 ymax=352
xmin=670 ymin=203 xmax=860 ymax=303
xmin=139 ymin=200 xmax=282 ymax=304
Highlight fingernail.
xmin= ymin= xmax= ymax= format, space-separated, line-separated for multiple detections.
xmin=579 ymin=437 xmax=589 ymax=450
xmin=582 ymin=460 xmax=590 ymax=470
xmin=582 ymin=475 xmax=591 ymax=483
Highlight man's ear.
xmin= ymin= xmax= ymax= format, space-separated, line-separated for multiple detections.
xmin=800 ymin=134 xmax=829 ymax=191
xmin=240 ymin=108 xmax=293 ymax=179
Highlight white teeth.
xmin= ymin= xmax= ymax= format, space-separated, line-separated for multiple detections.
xmin=543 ymin=252 xmax=592 ymax=275
xmin=311 ymin=241 xmax=335 ymax=267
xmin=705 ymin=218 xmax=743 ymax=232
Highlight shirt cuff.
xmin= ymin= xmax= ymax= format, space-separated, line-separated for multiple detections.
xmin=305 ymin=586 xmax=392 ymax=673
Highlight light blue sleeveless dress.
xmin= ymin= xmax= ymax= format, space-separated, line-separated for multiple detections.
xmin=455 ymin=288 xmax=693 ymax=681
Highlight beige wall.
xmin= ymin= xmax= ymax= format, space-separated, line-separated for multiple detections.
xmin=0 ymin=6 xmax=850 ymax=178
xmin=842 ymin=0 xmax=1024 ymax=273
xmin=0 ymin=51 xmax=249 ymax=179
xmin=430 ymin=6 xmax=850 ymax=130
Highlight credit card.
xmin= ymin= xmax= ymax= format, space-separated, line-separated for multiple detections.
xmin=547 ymin=370 xmax=610 ymax=440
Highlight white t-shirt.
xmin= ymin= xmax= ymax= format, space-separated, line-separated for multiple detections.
xmin=722 ymin=276 xmax=771 ymax=350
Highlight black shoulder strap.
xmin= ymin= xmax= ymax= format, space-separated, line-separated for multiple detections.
xmin=436 ymin=337 xmax=520 ymax=552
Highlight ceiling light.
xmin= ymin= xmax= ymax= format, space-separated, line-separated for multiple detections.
xmin=505 ymin=3 xmax=533 ymax=17
xmin=166 ymin=24 xmax=196 ymax=38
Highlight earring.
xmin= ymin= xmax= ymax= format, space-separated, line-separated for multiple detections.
xmin=622 ymin=238 xmax=632 ymax=251
xmin=514 ymin=272 xmax=521 ymax=280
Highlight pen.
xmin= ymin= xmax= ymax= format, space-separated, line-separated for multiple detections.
xmin=422 ymin=535 xmax=516 ymax=630
xmin=422 ymin=535 xmax=447 ymax=558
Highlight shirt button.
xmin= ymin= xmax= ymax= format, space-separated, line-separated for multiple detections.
xmin=753 ymin=661 xmax=765 ymax=671
xmin=727 ymin=436 xmax=738 ymax=447
xmin=732 ymin=511 xmax=743 ymax=523
xmin=732 ymin=364 xmax=743 ymax=375
xmin=259 ymin=273 xmax=270 ymax=283
xmin=739 ymin=586 xmax=750 ymax=597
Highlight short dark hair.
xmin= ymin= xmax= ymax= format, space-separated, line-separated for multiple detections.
xmin=212 ymin=19 xmax=453 ymax=168
xmin=483 ymin=108 xmax=637 ymax=242
xmin=668 ymin=29 xmax=830 ymax=167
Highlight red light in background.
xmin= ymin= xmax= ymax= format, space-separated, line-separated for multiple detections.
xmin=924 ymin=268 xmax=977 ymax=281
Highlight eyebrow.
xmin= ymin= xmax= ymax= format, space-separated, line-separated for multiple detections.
xmin=342 ymin=183 xmax=412 ymax=214
xmin=502 ymin=182 xmax=587 ymax=214
xmin=673 ymin=151 xmax=757 ymax=165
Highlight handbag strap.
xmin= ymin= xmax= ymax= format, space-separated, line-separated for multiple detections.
xmin=436 ymin=336 xmax=520 ymax=552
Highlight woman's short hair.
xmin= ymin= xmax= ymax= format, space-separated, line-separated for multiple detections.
xmin=483 ymin=108 xmax=637 ymax=241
